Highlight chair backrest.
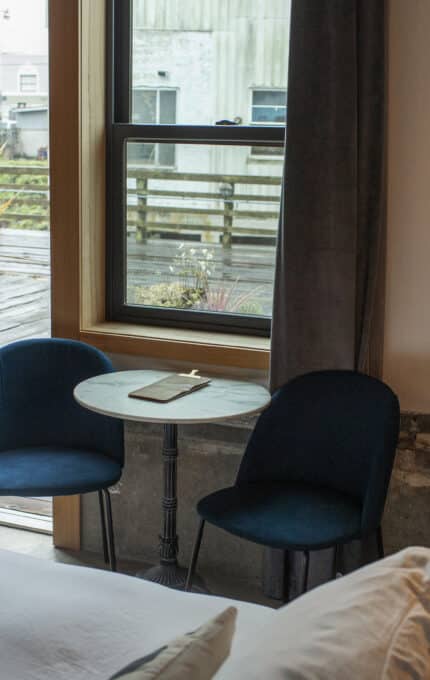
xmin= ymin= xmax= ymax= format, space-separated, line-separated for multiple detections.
xmin=0 ymin=338 xmax=124 ymax=464
xmin=237 ymin=370 xmax=400 ymax=533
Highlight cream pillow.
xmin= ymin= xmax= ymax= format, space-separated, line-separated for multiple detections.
xmin=223 ymin=547 xmax=430 ymax=679
xmin=110 ymin=606 xmax=237 ymax=680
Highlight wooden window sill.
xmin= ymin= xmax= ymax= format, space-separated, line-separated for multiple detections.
xmin=80 ymin=322 xmax=270 ymax=370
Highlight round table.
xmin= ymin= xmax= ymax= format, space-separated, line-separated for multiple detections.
xmin=74 ymin=369 xmax=271 ymax=589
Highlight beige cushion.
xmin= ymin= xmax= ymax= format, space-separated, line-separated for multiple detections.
xmin=222 ymin=548 xmax=430 ymax=679
xmin=111 ymin=606 xmax=237 ymax=679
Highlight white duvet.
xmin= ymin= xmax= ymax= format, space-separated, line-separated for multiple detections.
xmin=0 ymin=549 xmax=272 ymax=679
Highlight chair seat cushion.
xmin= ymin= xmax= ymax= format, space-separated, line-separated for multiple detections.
xmin=197 ymin=482 xmax=362 ymax=550
xmin=0 ymin=446 xmax=123 ymax=496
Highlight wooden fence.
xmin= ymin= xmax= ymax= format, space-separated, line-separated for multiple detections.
xmin=0 ymin=164 xmax=282 ymax=245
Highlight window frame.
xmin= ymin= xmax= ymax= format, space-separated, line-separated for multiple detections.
xmin=106 ymin=0 xmax=285 ymax=337
xmin=250 ymin=87 xmax=288 ymax=126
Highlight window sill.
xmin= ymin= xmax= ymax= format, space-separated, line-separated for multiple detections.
xmin=80 ymin=322 xmax=270 ymax=370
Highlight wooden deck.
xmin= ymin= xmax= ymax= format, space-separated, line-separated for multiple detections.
xmin=0 ymin=229 xmax=51 ymax=346
xmin=0 ymin=227 xmax=275 ymax=347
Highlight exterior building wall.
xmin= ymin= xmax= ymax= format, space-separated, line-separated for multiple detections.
xmin=131 ymin=0 xmax=290 ymax=240
xmin=0 ymin=1 xmax=49 ymax=127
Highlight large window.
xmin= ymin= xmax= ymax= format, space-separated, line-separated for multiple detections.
xmin=107 ymin=0 xmax=291 ymax=335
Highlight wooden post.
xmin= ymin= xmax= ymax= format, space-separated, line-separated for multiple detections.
xmin=136 ymin=177 xmax=148 ymax=243
xmin=221 ymin=183 xmax=234 ymax=270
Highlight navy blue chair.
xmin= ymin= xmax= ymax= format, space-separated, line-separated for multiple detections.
xmin=186 ymin=370 xmax=400 ymax=594
xmin=0 ymin=338 xmax=124 ymax=571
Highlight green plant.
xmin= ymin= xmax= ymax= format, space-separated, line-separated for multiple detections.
xmin=132 ymin=281 xmax=205 ymax=309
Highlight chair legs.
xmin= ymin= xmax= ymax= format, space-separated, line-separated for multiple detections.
xmin=376 ymin=526 xmax=384 ymax=560
xmin=332 ymin=544 xmax=342 ymax=580
xmin=98 ymin=490 xmax=109 ymax=565
xmin=100 ymin=489 xmax=117 ymax=572
xmin=185 ymin=519 xmax=205 ymax=592
xmin=302 ymin=550 xmax=310 ymax=594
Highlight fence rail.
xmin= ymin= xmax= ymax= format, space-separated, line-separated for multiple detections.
xmin=0 ymin=164 xmax=282 ymax=245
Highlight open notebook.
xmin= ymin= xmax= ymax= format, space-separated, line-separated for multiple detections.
xmin=128 ymin=371 xmax=211 ymax=403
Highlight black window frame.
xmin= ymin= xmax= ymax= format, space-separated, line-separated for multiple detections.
xmin=106 ymin=0 xmax=285 ymax=337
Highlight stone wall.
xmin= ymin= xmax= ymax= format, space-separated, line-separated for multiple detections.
xmin=81 ymin=412 xmax=430 ymax=591
xmin=383 ymin=412 xmax=430 ymax=552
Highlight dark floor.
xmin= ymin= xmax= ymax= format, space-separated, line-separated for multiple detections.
xmin=0 ymin=525 xmax=277 ymax=607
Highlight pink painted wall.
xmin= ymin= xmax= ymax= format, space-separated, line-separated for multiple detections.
xmin=384 ymin=0 xmax=430 ymax=412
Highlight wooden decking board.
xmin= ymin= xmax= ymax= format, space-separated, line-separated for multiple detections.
xmin=0 ymin=226 xmax=276 ymax=345
xmin=0 ymin=228 xmax=51 ymax=345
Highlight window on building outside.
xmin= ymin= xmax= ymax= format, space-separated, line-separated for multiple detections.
xmin=129 ymin=88 xmax=176 ymax=166
xmin=251 ymin=90 xmax=287 ymax=157
xmin=107 ymin=0 xmax=291 ymax=336
xmin=251 ymin=89 xmax=287 ymax=125
xmin=19 ymin=73 xmax=38 ymax=93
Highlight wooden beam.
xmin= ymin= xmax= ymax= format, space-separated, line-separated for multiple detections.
xmin=49 ymin=0 xmax=80 ymax=341
xmin=49 ymin=0 xmax=81 ymax=549
xmin=53 ymin=496 xmax=80 ymax=551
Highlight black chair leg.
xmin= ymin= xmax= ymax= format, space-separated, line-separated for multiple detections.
xmin=98 ymin=490 xmax=109 ymax=565
xmin=102 ymin=489 xmax=117 ymax=572
xmin=332 ymin=544 xmax=342 ymax=580
xmin=376 ymin=526 xmax=384 ymax=560
xmin=185 ymin=519 xmax=205 ymax=592
xmin=302 ymin=550 xmax=310 ymax=594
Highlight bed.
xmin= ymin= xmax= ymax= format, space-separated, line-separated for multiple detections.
xmin=0 ymin=548 xmax=272 ymax=679
xmin=3 ymin=546 xmax=430 ymax=679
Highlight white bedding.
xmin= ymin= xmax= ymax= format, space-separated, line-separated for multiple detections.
xmin=0 ymin=549 xmax=273 ymax=679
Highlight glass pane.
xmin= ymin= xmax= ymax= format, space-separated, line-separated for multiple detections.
xmin=0 ymin=0 xmax=52 ymax=531
xmin=253 ymin=90 xmax=286 ymax=106
xmin=252 ymin=106 xmax=286 ymax=124
xmin=0 ymin=0 xmax=51 ymax=345
xmin=125 ymin=141 xmax=282 ymax=318
xmin=132 ymin=1 xmax=291 ymax=126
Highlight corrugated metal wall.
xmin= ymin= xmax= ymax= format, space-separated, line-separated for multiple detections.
xmin=134 ymin=0 xmax=290 ymax=32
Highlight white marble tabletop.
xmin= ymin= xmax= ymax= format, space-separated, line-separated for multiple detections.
xmin=74 ymin=370 xmax=271 ymax=424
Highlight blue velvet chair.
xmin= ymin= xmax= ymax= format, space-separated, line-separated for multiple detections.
xmin=185 ymin=370 xmax=400 ymax=594
xmin=0 ymin=338 xmax=124 ymax=571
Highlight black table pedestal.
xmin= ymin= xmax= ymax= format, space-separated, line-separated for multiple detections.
xmin=139 ymin=423 xmax=206 ymax=592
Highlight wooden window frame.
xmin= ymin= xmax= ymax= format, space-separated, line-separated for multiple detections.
xmin=49 ymin=0 xmax=270 ymax=550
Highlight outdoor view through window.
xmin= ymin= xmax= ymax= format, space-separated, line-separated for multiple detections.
xmin=0 ymin=0 xmax=50 ymax=345
xmin=0 ymin=0 xmax=51 ymax=533
xmin=123 ymin=1 xmax=291 ymax=328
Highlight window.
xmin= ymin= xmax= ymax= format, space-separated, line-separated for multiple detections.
xmin=107 ymin=0 xmax=291 ymax=336
xmin=129 ymin=88 xmax=176 ymax=166
xmin=19 ymin=73 xmax=38 ymax=93
xmin=251 ymin=89 xmax=287 ymax=125
xmin=251 ymin=90 xmax=287 ymax=157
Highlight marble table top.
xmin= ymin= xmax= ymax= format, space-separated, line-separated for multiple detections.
xmin=74 ymin=369 xmax=271 ymax=424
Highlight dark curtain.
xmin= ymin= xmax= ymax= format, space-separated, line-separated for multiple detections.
xmin=266 ymin=1 xmax=387 ymax=599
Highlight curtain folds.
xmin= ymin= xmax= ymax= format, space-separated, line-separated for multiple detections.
xmin=267 ymin=0 xmax=387 ymax=599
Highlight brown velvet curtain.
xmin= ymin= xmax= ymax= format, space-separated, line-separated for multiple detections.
xmin=267 ymin=1 xmax=387 ymax=599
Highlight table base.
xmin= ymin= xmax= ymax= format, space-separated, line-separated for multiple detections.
xmin=137 ymin=564 xmax=207 ymax=593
